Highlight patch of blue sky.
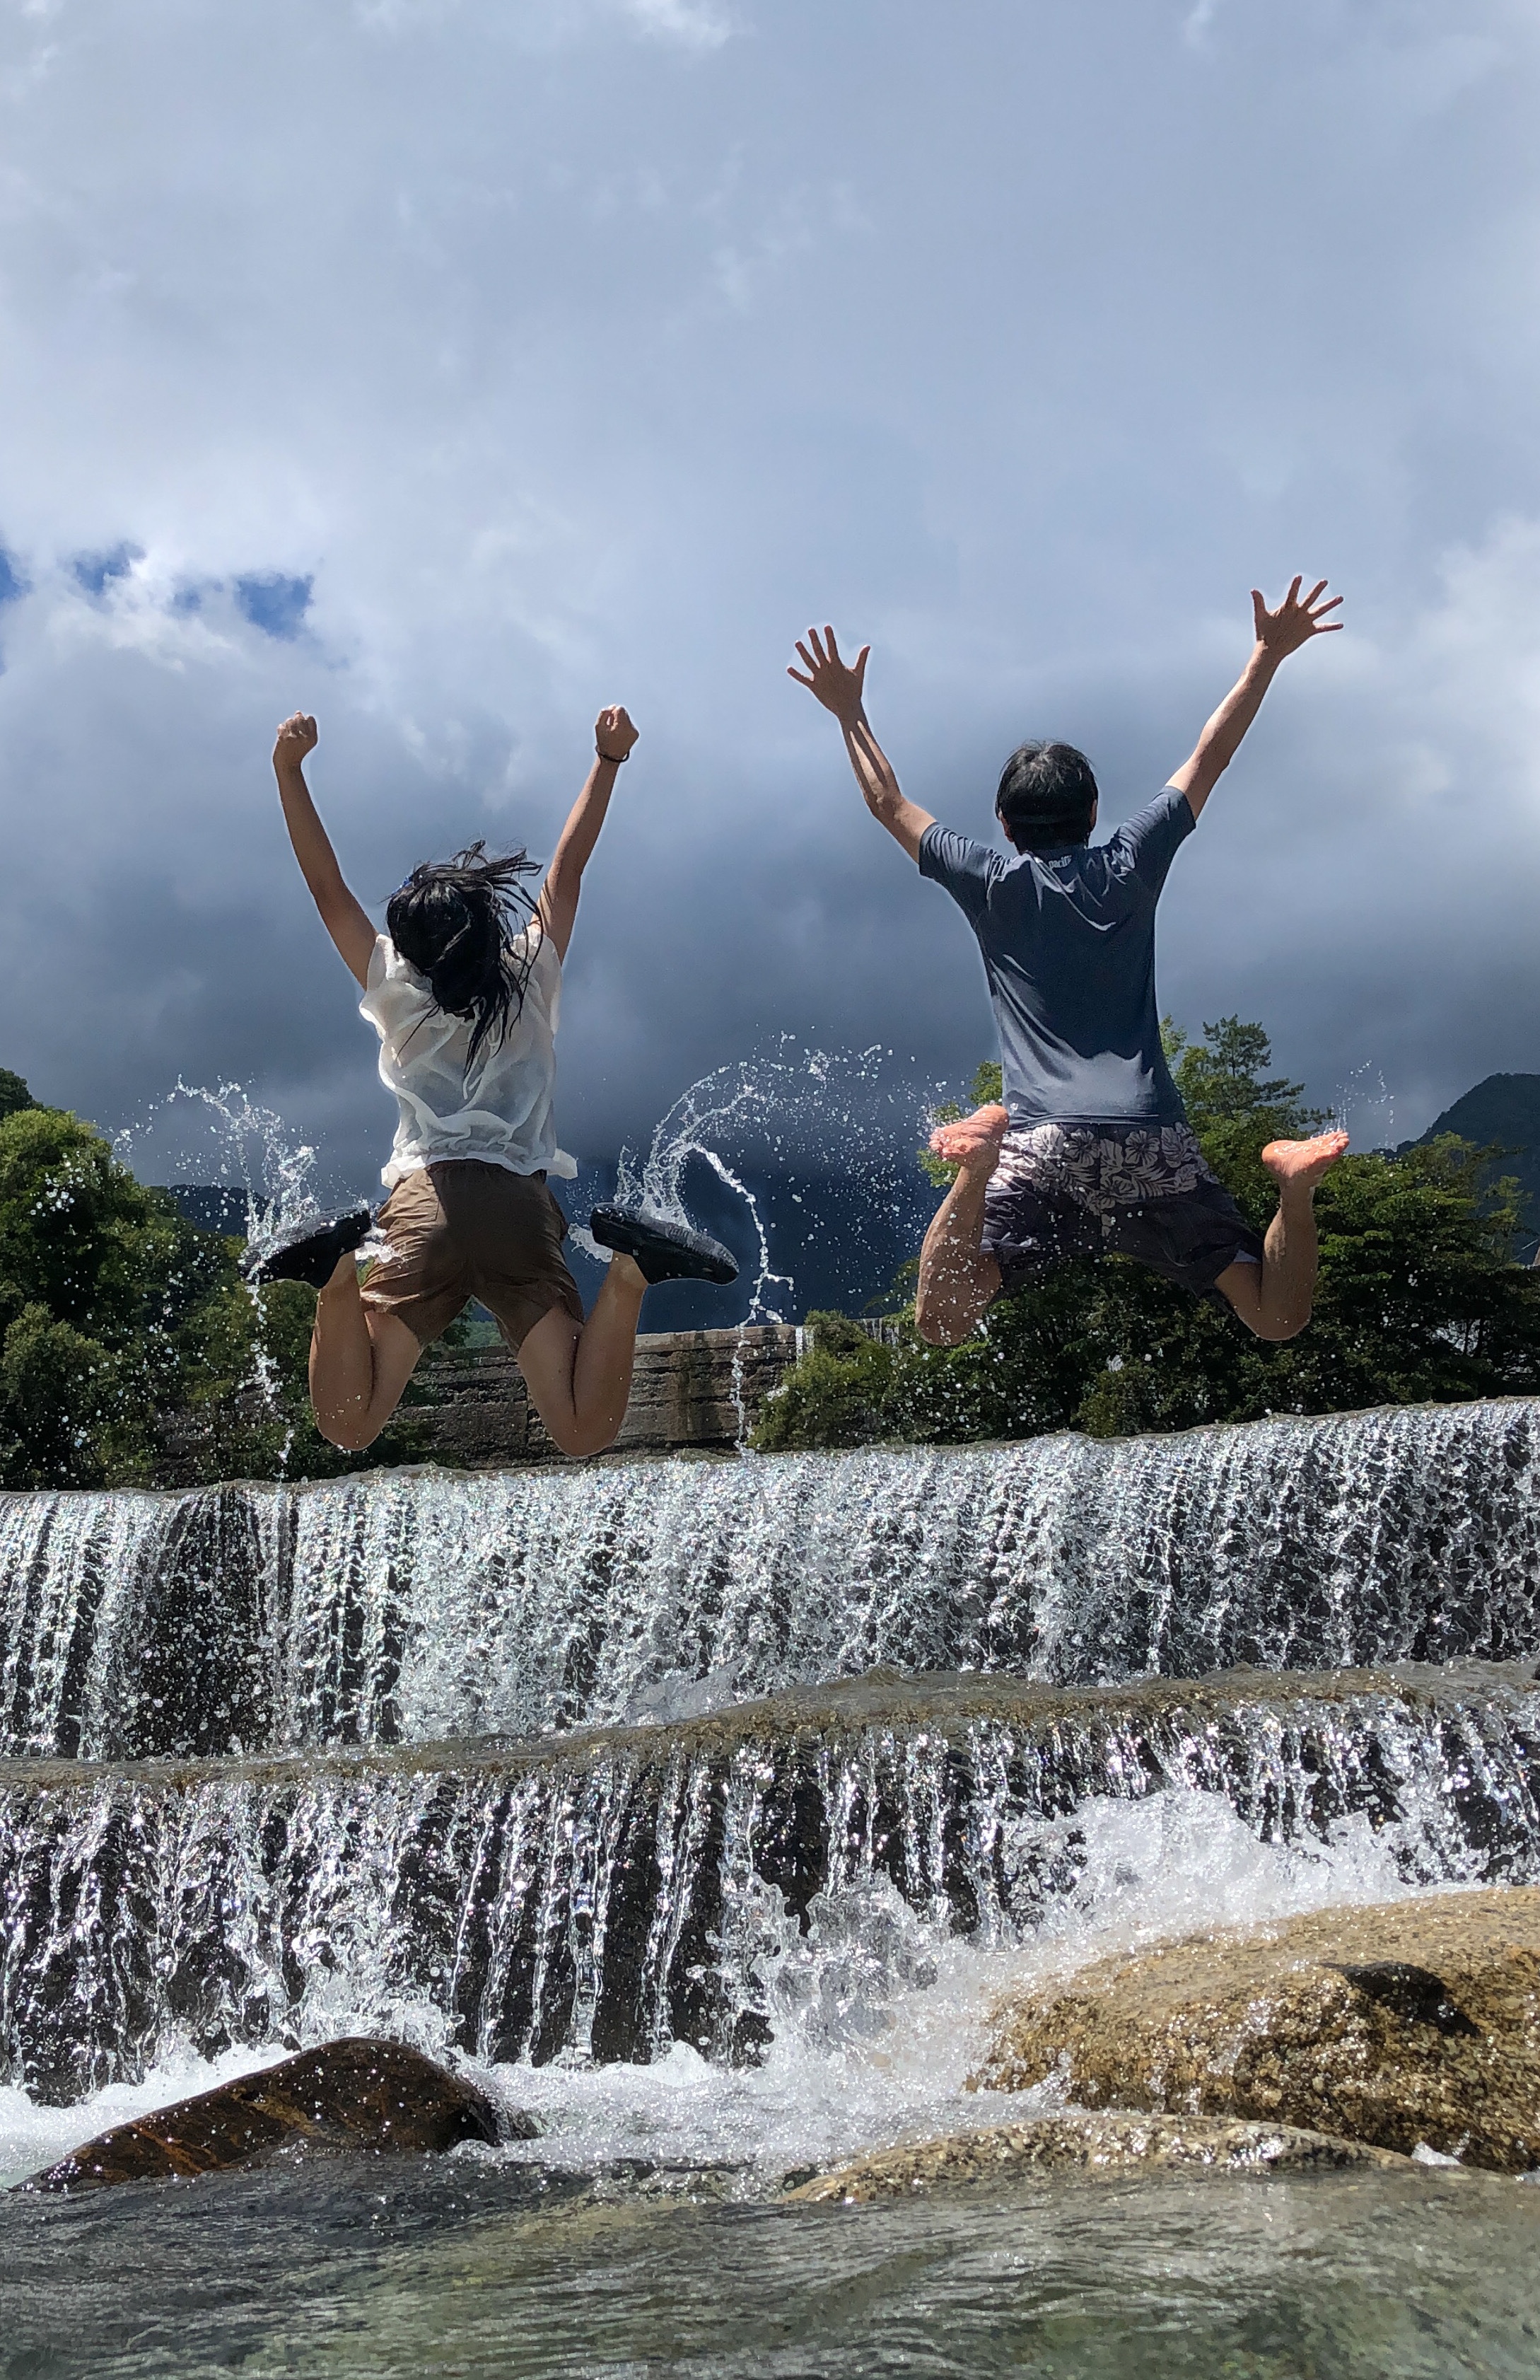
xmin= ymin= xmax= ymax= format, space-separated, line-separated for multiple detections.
xmin=233 ymin=573 xmax=312 ymax=640
xmin=72 ymin=542 xmax=143 ymax=596
xmin=0 ymin=549 xmax=26 ymax=606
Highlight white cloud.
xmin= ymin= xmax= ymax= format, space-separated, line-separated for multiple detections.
xmin=0 ymin=0 xmax=1537 ymax=1177
xmin=619 ymin=0 xmax=733 ymax=47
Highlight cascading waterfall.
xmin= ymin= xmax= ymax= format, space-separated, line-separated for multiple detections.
xmin=4 ymin=1398 xmax=1539 ymax=1763
xmin=5 ymin=1392 xmax=1540 ymax=2168
xmin=4 ymin=1664 xmax=1538 ymax=2103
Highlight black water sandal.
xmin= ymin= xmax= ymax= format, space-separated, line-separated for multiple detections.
xmin=589 ymin=1203 xmax=738 ymax=1287
xmin=241 ymin=1203 xmax=375 ymax=1291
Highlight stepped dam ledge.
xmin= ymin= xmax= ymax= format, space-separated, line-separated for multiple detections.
xmin=6 ymin=1661 xmax=1540 ymax=2103
xmin=4 ymin=1395 xmax=1540 ymax=1763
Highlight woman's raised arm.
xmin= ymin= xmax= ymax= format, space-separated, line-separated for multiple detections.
xmin=536 ymin=704 xmax=638 ymax=963
xmin=273 ymin=713 xmax=376 ymax=988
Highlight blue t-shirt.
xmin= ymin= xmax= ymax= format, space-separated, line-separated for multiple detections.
xmin=918 ymin=786 xmax=1195 ymax=1128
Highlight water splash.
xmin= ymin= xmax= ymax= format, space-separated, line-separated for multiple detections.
xmin=603 ymin=1043 xmax=940 ymax=1326
xmin=1329 ymin=1062 xmax=1396 ymax=1151
xmin=5 ymin=1398 xmax=1540 ymax=1761
xmin=113 ymin=1080 xmax=349 ymax=1478
xmin=2 ymin=1664 xmax=1533 ymax=2111
xmin=112 ymin=1076 xmax=325 ymax=1250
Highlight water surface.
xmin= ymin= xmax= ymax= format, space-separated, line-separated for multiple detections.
xmin=4 ymin=2154 xmax=1537 ymax=2379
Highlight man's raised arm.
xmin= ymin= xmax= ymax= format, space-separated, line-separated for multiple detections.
xmin=1170 ymin=576 xmax=1342 ymax=821
xmin=788 ymin=626 xmax=935 ymax=861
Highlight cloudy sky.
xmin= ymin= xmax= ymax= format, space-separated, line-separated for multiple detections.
xmin=1 ymin=0 xmax=1539 ymax=1201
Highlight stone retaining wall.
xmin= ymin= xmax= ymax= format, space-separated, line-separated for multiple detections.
xmin=406 ymin=1323 xmax=801 ymax=1465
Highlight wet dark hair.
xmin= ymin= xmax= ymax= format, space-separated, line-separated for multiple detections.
xmin=385 ymin=841 xmax=542 ymax=1069
xmin=995 ymin=741 xmax=1099 ymax=853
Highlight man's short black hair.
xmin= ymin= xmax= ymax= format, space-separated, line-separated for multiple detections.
xmin=995 ymin=741 xmax=1099 ymax=852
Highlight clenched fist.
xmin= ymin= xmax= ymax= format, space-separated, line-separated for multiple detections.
xmin=595 ymin=704 xmax=638 ymax=765
xmin=274 ymin=712 xmax=318 ymax=770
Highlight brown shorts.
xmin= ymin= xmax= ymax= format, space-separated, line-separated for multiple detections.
xmin=360 ymin=1161 xmax=585 ymax=1352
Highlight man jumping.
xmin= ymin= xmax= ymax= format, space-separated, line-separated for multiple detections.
xmin=789 ymin=579 xmax=1347 ymax=1347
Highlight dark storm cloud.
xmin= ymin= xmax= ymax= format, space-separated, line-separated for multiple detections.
xmin=0 ymin=0 xmax=1538 ymax=1195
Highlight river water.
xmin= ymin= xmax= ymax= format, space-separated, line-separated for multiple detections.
xmin=4 ymin=1403 xmax=1540 ymax=2374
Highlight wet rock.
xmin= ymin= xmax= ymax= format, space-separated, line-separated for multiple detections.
xmin=6 ymin=1663 xmax=1540 ymax=2100
xmin=784 ymin=2113 xmax=1412 ymax=2201
xmin=14 ymin=2036 xmax=523 ymax=2193
xmin=972 ymin=1886 xmax=1540 ymax=2174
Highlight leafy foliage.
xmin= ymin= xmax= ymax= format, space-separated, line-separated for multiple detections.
xmin=0 ymin=1072 xmax=423 ymax=1487
xmin=756 ymin=1019 xmax=1540 ymax=1453
xmin=753 ymin=1311 xmax=901 ymax=1451
xmin=919 ymin=1061 xmax=1004 ymax=1187
xmin=0 ymin=1068 xmax=35 ymax=1125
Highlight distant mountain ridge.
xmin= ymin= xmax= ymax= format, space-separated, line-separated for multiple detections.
xmin=159 ymin=1074 xmax=1540 ymax=1316
xmin=163 ymin=1161 xmax=935 ymax=1331
xmin=1417 ymin=1073 xmax=1540 ymax=1257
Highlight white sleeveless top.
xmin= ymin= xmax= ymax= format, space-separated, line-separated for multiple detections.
xmin=359 ymin=927 xmax=578 ymax=1192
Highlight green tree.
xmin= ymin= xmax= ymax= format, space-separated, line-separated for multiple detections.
xmin=756 ymin=1020 xmax=1540 ymax=1451
xmin=0 ymin=1067 xmax=35 ymax=1124
xmin=753 ymin=1311 xmax=902 ymax=1451
xmin=0 ymin=1086 xmax=422 ymax=1487
xmin=919 ymin=1061 xmax=1004 ymax=1187
xmin=0 ymin=1103 xmax=218 ymax=1484
xmin=1165 ymin=1014 xmax=1321 ymax=1227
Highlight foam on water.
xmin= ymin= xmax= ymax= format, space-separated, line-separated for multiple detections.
xmin=10 ymin=1654 xmax=1530 ymax=2111
xmin=6 ymin=1399 xmax=1540 ymax=1760
xmin=0 ymin=1784 xmax=1435 ymax=2193
xmin=482 ymin=1783 xmax=1423 ymax=2182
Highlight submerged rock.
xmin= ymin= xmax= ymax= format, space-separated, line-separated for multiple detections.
xmin=14 ymin=2036 xmax=520 ymax=2193
xmin=784 ymin=2113 xmax=1411 ymax=2200
xmin=972 ymin=1886 xmax=1540 ymax=2174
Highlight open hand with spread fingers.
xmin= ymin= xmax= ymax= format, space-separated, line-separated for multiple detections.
xmin=788 ymin=626 xmax=870 ymax=729
xmin=1252 ymin=577 xmax=1342 ymax=661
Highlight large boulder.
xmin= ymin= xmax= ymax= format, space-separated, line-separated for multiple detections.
xmin=15 ymin=2036 xmax=524 ymax=2193
xmin=972 ymin=1885 xmax=1540 ymax=2174
xmin=785 ymin=2114 xmax=1409 ymax=2202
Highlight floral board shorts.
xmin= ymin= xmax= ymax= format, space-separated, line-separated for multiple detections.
xmin=981 ymin=1122 xmax=1264 ymax=1303
xmin=360 ymin=1160 xmax=585 ymax=1351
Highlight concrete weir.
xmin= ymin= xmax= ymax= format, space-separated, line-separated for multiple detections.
xmin=7 ymin=1397 xmax=1540 ymax=1764
xmin=406 ymin=1323 xmax=800 ymax=1467
xmin=4 ymin=1661 xmax=1539 ymax=2104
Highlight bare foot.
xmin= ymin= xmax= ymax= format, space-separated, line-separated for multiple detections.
xmin=929 ymin=1103 xmax=1010 ymax=1169
xmin=1261 ymin=1129 xmax=1350 ymax=1190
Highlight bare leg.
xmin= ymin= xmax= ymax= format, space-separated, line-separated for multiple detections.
xmin=916 ymin=1104 xmax=1010 ymax=1346
xmin=309 ymin=1254 xmax=424 ymax=1449
xmin=1216 ymin=1130 xmax=1350 ymax=1342
xmin=516 ymin=1253 xmax=648 ymax=1458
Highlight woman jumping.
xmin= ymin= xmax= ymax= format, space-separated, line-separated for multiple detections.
xmin=248 ymin=706 xmax=735 ymax=1458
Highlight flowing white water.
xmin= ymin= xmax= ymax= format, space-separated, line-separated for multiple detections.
xmin=4 ymin=1392 xmax=1539 ymax=2380
xmin=4 ymin=1663 xmax=1534 ymax=2120
xmin=4 ymin=1398 xmax=1539 ymax=1759
xmin=0 ymin=1779 xmax=1438 ymax=2192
